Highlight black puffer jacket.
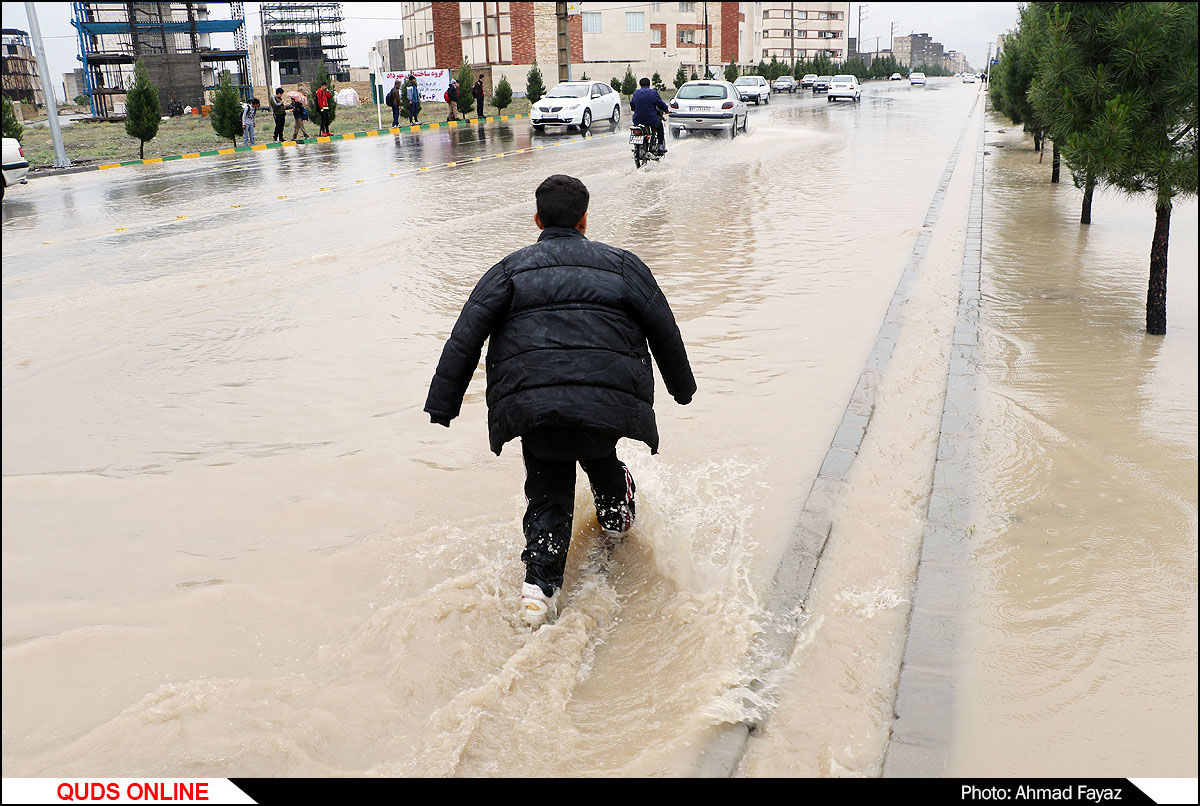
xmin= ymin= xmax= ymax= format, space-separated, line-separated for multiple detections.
xmin=425 ymin=227 xmax=696 ymax=455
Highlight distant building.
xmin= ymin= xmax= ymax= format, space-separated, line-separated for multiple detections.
xmin=63 ymin=68 xmax=86 ymax=103
xmin=259 ymin=2 xmax=349 ymax=88
xmin=374 ymin=38 xmax=405 ymax=72
xmin=2 ymin=28 xmax=44 ymax=107
xmin=943 ymin=49 xmax=969 ymax=74
xmin=893 ymin=32 xmax=943 ymax=70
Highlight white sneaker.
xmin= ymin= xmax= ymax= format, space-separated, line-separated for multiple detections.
xmin=521 ymin=582 xmax=558 ymax=629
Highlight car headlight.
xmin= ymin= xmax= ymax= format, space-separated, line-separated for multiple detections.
xmin=565 ymin=103 xmax=580 ymax=110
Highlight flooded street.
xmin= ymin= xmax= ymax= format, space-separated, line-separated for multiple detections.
xmin=2 ymin=80 xmax=1195 ymax=778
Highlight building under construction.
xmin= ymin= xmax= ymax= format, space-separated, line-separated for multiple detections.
xmin=71 ymin=2 xmax=249 ymax=120
xmin=2 ymin=28 xmax=45 ymax=107
xmin=258 ymin=2 xmax=348 ymax=89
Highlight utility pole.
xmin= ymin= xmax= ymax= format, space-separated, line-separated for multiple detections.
xmin=985 ymin=43 xmax=993 ymax=85
xmin=703 ymin=2 xmax=709 ymax=78
xmin=790 ymin=1 xmax=795 ymax=70
xmin=555 ymin=2 xmax=569 ymax=83
xmin=890 ymin=20 xmax=896 ymax=54
xmin=857 ymin=4 xmax=867 ymax=59
xmin=23 ymin=2 xmax=68 ymax=168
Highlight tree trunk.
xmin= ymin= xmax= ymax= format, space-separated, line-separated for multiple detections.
xmin=1051 ymin=141 xmax=1061 ymax=183
xmin=1146 ymin=201 xmax=1171 ymax=335
xmin=1033 ymin=132 xmax=1043 ymax=152
xmin=139 ymin=140 xmax=144 ymax=159
xmin=1081 ymin=174 xmax=1095 ymax=225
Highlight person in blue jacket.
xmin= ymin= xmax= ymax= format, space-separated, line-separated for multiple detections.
xmin=629 ymin=77 xmax=670 ymax=155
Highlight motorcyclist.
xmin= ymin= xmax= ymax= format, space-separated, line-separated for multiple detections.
xmin=630 ymin=77 xmax=670 ymax=155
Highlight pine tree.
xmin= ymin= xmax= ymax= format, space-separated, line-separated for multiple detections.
xmin=689 ymin=67 xmax=698 ymax=81
xmin=673 ymin=65 xmax=687 ymax=89
xmin=611 ymin=77 xmax=621 ymax=92
xmin=526 ymin=62 xmax=546 ymax=105
xmin=621 ymin=66 xmax=637 ymax=95
xmin=124 ymin=59 xmax=160 ymax=159
xmin=724 ymin=60 xmax=738 ymax=83
xmin=580 ymin=72 xmax=590 ymax=81
xmin=490 ymin=76 xmax=512 ymax=110
xmin=651 ymin=72 xmax=666 ymax=91
xmin=209 ymin=70 xmax=243 ymax=147
xmin=456 ymin=62 xmax=475 ymax=116
xmin=308 ymin=61 xmax=338 ymax=127
xmin=2 ymin=94 xmax=23 ymax=143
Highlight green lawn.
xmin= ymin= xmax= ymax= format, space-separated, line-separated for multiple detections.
xmin=20 ymin=97 xmax=536 ymax=169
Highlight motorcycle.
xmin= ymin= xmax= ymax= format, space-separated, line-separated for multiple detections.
xmin=630 ymin=114 xmax=666 ymax=168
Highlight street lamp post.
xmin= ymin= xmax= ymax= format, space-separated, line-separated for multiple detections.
xmin=23 ymin=2 xmax=68 ymax=168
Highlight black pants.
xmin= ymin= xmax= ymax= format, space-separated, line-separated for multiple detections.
xmin=319 ymin=109 xmax=330 ymax=133
xmin=476 ymin=98 xmax=484 ymax=118
xmin=391 ymin=106 xmax=400 ymax=126
xmin=521 ymin=436 xmax=635 ymax=597
xmin=273 ymin=114 xmax=285 ymax=141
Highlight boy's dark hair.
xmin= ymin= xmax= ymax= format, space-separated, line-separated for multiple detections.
xmin=639 ymin=77 xmax=650 ymax=87
xmin=275 ymin=87 xmax=283 ymax=94
xmin=535 ymin=175 xmax=589 ymax=229
xmin=250 ymin=97 xmax=260 ymax=105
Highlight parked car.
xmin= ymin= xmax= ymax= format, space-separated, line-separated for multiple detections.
xmin=962 ymin=72 xmax=977 ymax=83
xmin=733 ymin=75 xmax=771 ymax=105
xmin=667 ymin=80 xmax=749 ymax=138
xmin=2 ymin=137 xmax=29 ymax=198
xmin=909 ymin=72 xmax=927 ymax=85
xmin=800 ymin=73 xmax=819 ymax=88
xmin=827 ymin=74 xmax=861 ymax=102
xmin=530 ymin=81 xmax=621 ymax=131
xmin=890 ymin=73 xmax=903 ymax=81
xmin=812 ymin=75 xmax=834 ymax=93
xmin=772 ymin=75 xmax=798 ymax=93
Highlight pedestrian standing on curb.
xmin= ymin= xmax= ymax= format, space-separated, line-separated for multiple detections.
xmin=241 ymin=97 xmax=260 ymax=146
xmin=386 ymin=79 xmax=403 ymax=127
xmin=291 ymin=94 xmax=310 ymax=140
xmin=407 ymin=76 xmax=422 ymax=124
xmin=315 ymin=81 xmax=333 ymax=136
xmin=445 ymin=79 xmax=459 ymax=122
xmin=424 ymin=174 xmax=696 ymax=630
xmin=268 ymin=87 xmax=287 ymax=142
xmin=473 ymin=74 xmax=485 ymax=119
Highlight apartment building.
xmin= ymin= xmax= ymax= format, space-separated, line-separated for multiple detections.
xmin=894 ymin=32 xmax=943 ymax=70
xmin=398 ymin=3 xmax=850 ymax=98
xmin=752 ymin=2 xmax=850 ymax=63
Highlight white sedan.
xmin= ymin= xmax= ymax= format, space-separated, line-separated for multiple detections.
xmin=2 ymin=136 xmax=29 ymax=198
xmin=668 ymin=80 xmax=748 ymax=138
xmin=530 ymin=81 xmax=621 ymax=131
xmin=827 ymin=75 xmax=861 ymax=102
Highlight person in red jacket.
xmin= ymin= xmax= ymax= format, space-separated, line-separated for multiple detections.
xmin=315 ymin=81 xmax=332 ymax=136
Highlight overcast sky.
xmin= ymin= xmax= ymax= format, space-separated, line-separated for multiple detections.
xmin=4 ymin=2 xmax=1019 ymax=100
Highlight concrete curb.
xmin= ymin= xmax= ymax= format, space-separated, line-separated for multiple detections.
xmin=690 ymin=96 xmax=982 ymax=777
xmin=26 ymin=113 xmax=531 ymax=179
xmin=881 ymin=101 xmax=987 ymax=778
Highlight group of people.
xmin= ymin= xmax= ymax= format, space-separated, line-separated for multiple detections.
xmin=385 ymin=73 xmax=487 ymax=127
xmin=241 ymin=82 xmax=335 ymax=146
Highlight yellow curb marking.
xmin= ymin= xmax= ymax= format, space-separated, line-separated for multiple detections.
xmin=98 ymin=163 xmax=120 ymax=170
xmin=176 ymin=215 xmax=188 ymax=219
xmin=420 ymin=167 xmax=429 ymax=171
xmin=356 ymin=179 xmax=365 ymax=183
xmin=251 ymin=145 xmax=267 ymax=151
xmin=447 ymin=161 xmax=457 ymax=167
xmin=143 ymin=157 xmax=163 ymax=163
xmin=319 ymin=187 xmax=330 ymax=191
xmin=276 ymin=195 xmax=288 ymax=199
xmin=283 ymin=140 xmax=297 ymax=146
xmin=472 ymin=157 xmax=481 ymax=162
xmin=218 ymin=148 xmax=235 ymax=154
xmin=317 ymin=136 xmax=330 ymax=142
xmin=229 ymin=204 xmax=241 ymax=208
xmin=410 ymin=125 xmax=420 ymax=131
xmin=114 ymin=227 xmax=127 ymax=232
xmin=366 ymin=130 xmax=379 ymax=136
xmin=182 ymin=152 xmax=201 ymax=159
xmin=389 ymin=172 xmax=399 ymax=176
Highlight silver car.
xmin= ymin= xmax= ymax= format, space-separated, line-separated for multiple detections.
xmin=2 ymin=136 xmax=29 ymax=198
xmin=667 ymin=80 xmax=749 ymax=137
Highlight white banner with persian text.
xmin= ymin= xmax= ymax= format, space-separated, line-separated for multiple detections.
xmin=375 ymin=69 xmax=451 ymax=104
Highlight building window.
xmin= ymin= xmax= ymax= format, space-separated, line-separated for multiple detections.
xmin=651 ymin=2 xmax=661 ymax=11
xmin=582 ymin=11 xmax=602 ymax=33
xmin=651 ymin=27 xmax=662 ymax=45
xmin=679 ymin=28 xmax=696 ymax=44
xmin=427 ymin=32 xmax=434 ymax=43
xmin=625 ymin=12 xmax=644 ymax=33
xmin=678 ymin=2 xmax=695 ymax=13
xmin=477 ymin=21 xmax=482 ymax=35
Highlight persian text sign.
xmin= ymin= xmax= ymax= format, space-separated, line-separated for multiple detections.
xmin=375 ymin=69 xmax=451 ymax=104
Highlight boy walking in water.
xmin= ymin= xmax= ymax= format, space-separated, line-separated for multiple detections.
xmin=424 ymin=175 xmax=696 ymax=629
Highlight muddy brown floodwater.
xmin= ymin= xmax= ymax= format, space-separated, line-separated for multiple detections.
xmin=2 ymin=83 xmax=1195 ymax=778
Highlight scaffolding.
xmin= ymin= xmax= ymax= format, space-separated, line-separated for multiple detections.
xmin=71 ymin=2 xmax=250 ymax=120
xmin=260 ymin=2 xmax=348 ymax=88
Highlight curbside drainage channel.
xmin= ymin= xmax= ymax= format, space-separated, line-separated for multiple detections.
xmin=686 ymin=95 xmax=983 ymax=777
xmin=26 ymin=113 xmax=533 ymax=179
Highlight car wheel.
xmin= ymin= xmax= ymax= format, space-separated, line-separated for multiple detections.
xmin=610 ymin=103 xmax=620 ymax=124
xmin=765 ymin=95 xmax=770 ymax=104
xmin=729 ymin=119 xmax=737 ymax=139
xmin=581 ymin=109 xmax=592 ymax=130
xmin=741 ymin=113 xmax=748 ymax=132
